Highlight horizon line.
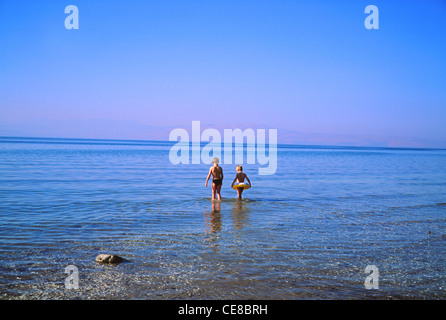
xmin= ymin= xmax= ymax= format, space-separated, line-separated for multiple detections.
xmin=1 ymin=135 xmax=445 ymax=152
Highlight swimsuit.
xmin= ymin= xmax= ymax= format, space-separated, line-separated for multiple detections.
xmin=213 ymin=179 xmax=222 ymax=186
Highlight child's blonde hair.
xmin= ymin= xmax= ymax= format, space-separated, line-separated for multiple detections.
xmin=236 ymin=165 xmax=243 ymax=171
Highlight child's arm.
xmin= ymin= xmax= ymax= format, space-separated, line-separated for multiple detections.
xmin=205 ymin=168 xmax=212 ymax=187
xmin=245 ymin=174 xmax=251 ymax=186
xmin=231 ymin=175 xmax=237 ymax=187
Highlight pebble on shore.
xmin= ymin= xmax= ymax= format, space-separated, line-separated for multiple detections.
xmin=95 ymin=254 xmax=124 ymax=264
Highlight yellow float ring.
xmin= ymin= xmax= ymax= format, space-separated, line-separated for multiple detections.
xmin=232 ymin=183 xmax=251 ymax=190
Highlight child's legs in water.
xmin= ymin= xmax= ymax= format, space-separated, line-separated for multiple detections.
xmin=212 ymin=183 xmax=217 ymax=199
xmin=216 ymin=184 xmax=222 ymax=200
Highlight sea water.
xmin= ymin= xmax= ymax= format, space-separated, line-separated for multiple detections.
xmin=0 ymin=137 xmax=445 ymax=299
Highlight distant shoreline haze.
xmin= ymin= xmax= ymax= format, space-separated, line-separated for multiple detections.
xmin=1 ymin=118 xmax=445 ymax=149
xmin=0 ymin=135 xmax=445 ymax=152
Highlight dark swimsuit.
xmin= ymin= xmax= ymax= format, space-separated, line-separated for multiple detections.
xmin=213 ymin=179 xmax=222 ymax=186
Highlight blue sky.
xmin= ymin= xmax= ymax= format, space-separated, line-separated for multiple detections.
xmin=1 ymin=0 xmax=445 ymax=147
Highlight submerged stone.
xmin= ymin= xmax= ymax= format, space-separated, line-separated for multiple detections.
xmin=95 ymin=254 xmax=123 ymax=264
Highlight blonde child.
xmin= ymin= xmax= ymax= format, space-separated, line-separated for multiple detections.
xmin=231 ymin=165 xmax=251 ymax=199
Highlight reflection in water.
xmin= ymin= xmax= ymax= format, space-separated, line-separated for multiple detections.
xmin=204 ymin=201 xmax=222 ymax=233
xmin=203 ymin=199 xmax=252 ymax=252
xmin=203 ymin=200 xmax=222 ymax=252
xmin=231 ymin=199 xmax=250 ymax=230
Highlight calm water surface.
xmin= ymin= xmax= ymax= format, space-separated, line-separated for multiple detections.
xmin=0 ymin=137 xmax=445 ymax=299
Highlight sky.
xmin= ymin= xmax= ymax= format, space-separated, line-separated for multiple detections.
xmin=1 ymin=0 xmax=445 ymax=147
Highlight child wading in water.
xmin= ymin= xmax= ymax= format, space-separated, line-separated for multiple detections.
xmin=231 ymin=165 xmax=251 ymax=199
xmin=205 ymin=157 xmax=223 ymax=200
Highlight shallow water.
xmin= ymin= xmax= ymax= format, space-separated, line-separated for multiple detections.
xmin=0 ymin=137 xmax=445 ymax=299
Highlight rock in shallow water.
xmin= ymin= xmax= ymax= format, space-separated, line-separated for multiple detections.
xmin=95 ymin=254 xmax=123 ymax=264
